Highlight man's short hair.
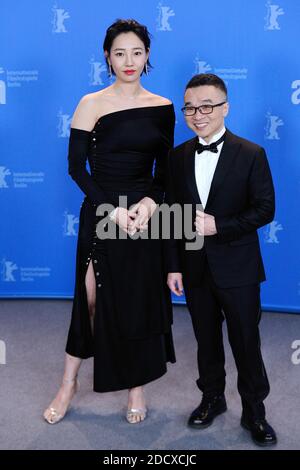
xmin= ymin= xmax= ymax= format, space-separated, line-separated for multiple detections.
xmin=185 ymin=73 xmax=227 ymax=98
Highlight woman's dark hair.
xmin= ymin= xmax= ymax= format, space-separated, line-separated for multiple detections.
xmin=103 ymin=19 xmax=153 ymax=75
xmin=185 ymin=74 xmax=228 ymax=98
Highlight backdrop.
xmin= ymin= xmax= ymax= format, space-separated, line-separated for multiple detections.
xmin=1 ymin=0 xmax=299 ymax=313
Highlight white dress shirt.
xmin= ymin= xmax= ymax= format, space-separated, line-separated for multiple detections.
xmin=195 ymin=127 xmax=226 ymax=209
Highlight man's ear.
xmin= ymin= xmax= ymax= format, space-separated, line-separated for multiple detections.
xmin=223 ymin=101 xmax=229 ymax=117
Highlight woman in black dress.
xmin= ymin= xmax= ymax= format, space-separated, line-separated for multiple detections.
xmin=43 ymin=19 xmax=175 ymax=424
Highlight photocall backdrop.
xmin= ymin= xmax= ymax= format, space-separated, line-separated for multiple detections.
xmin=1 ymin=0 xmax=299 ymax=313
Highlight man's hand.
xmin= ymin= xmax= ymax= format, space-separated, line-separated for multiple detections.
xmin=167 ymin=272 xmax=184 ymax=296
xmin=128 ymin=197 xmax=157 ymax=233
xmin=195 ymin=210 xmax=217 ymax=236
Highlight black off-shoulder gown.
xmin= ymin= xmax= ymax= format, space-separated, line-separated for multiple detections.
xmin=66 ymin=104 xmax=176 ymax=392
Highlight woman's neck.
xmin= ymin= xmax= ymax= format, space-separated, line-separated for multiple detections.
xmin=112 ymin=81 xmax=144 ymax=100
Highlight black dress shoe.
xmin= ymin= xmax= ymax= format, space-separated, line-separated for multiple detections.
xmin=241 ymin=416 xmax=277 ymax=447
xmin=188 ymin=395 xmax=227 ymax=429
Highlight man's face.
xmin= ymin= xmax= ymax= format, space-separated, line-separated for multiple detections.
xmin=183 ymin=85 xmax=229 ymax=142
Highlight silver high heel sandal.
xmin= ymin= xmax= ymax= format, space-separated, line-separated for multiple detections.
xmin=126 ymin=407 xmax=147 ymax=424
xmin=43 ymin=376 xmax=80 ymax=425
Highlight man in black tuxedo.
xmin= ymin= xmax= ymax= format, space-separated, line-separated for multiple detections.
xmin=166 ymin=74 xmax=277 ymax=446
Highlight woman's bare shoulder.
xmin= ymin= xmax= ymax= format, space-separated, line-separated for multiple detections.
xmin=144 ymin=92 xmax=173 ymax=106
xmin=71 ymin=90 xmax=112 ymax=131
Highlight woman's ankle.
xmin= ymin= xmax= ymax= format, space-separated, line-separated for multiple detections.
xmin=62 ymin=374 xmax=78 ymax=384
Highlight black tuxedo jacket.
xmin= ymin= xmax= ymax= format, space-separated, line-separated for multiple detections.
xmin=165 ymin=129 xmax=275 ymax=288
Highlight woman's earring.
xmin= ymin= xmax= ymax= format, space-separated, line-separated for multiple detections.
xmin=108 ymin=63 xmax=112 ymax=77
xmin=144 ymin=63 xmax=148 ymax=76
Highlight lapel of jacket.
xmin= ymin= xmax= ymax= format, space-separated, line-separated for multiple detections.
xmin=183 ymin=136 xmax=201 ymax=204
xmin=205 ymin=129 xmax=241 ymax=210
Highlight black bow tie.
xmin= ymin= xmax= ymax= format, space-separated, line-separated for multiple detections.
xmin=196 ymin=134 xmax=225 ymax=154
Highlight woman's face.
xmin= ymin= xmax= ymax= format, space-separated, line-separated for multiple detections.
xmin=106 ymin=32 xmax=149 ymax=81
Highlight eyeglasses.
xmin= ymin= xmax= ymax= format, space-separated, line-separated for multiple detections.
xmin=181 ymin=101 xmax=227 ymax=116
